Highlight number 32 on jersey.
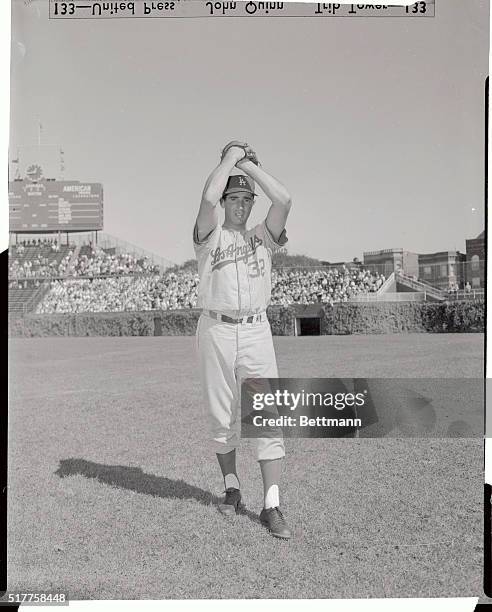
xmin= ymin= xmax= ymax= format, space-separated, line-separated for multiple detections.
xmin=249 ymin=259 xmax=266 ymax=278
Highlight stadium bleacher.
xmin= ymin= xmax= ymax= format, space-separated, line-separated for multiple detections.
xmin=30 ymin=264 xmax=385 ymax=314
xmin=9 ymin=240 xmax=73 ymax=281
xmin=8 ymin=285 xmax=42 ymax=315
xmin=9 ymin=238 xmax=480 ymax=316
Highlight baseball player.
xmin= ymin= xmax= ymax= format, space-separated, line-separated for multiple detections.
xmin=193 ymin=141 xmax=292 ymax=539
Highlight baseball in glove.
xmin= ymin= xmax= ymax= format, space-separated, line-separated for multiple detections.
xmin=220 ymin=140 xmax=261 ymax=166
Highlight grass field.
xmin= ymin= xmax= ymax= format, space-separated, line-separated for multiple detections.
xmin=7 ymin=334 xmax=485 ymax=600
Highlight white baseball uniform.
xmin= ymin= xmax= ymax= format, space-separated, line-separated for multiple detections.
xmin=193 ymin=219 xmax=287 ymax=461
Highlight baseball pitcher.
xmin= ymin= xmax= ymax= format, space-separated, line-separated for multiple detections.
xmin=193 ymin=141 xmax=292 ymax=539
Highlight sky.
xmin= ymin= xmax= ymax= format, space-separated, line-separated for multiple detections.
xmin=9 ymin=0 xmax=489 ymax=265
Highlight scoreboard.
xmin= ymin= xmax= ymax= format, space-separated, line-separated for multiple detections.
xmin=9 ymin=179 xmax=103 ymax=232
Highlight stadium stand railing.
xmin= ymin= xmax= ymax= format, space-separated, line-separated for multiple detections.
xmin=395 ymin=272 xmax=446 ymax=301
xmin=8 ymin=286 xmax=38 ymax=315
xmin=445 ymin=288 xmax=485 ymax=301
xmin=350 ymin=291 xmax=426 ymax=302
xmin=8 ymin=281 xmax=51 ymax=316
xmin=374 ymin=272 xmax=394 ymax=294
xmin=347 ymin=273 xmax=428 ymax=302
xmin=23 ymin=281 xmax=51 ymax=315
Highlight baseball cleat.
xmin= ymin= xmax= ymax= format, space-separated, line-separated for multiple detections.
xmin=218 ymin=487 xmax=242 ymax=516
xmin=259 ymin=507 xmax=292 ymax=539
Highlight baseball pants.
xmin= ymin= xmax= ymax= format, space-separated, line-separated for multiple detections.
xmin=196 ymin=313 xmax=285 ymax=461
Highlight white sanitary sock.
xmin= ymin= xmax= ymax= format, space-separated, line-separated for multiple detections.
xmin=224 ymin=473 xmax=240 ymax=490
xmin=264 ymin=484 xmax=279 ymax=509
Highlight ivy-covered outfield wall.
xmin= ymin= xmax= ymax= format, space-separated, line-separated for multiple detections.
xmin=9 ymin=301 xmax=484 ymax=337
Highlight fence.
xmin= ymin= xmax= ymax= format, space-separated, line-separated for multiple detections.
xmin=9 ymin=301 xmax=485 ymax=337
xmin=350 ymin=292 xmax=426 ymax=303
xmin=444 ymin=289 xmax=485 ymax=301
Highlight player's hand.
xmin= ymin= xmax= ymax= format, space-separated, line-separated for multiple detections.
xmin=224 ymin=146 xmax=247 ymax=163
xmin=221 ymin=140 xmax=249 ymax=164
xmin=236 ymin=146 xmax=260 ymax=168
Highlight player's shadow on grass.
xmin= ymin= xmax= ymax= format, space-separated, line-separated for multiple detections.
xmin=55 ymin=458 xmax=260 ymax=523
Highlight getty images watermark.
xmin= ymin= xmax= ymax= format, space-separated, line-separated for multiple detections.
xmin=250 ymin=388 xmax=366 ymax=428
xmin=240 ymin=378 xmax=483 ymax=439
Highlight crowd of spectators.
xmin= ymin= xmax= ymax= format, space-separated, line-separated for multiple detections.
xmin=72 ymin=246 xmax=160 ymax=277
xmin=9 ymin=278 xmax=42 ymax=290
xmin=34 ymin=264 xmax=385 ymax=314
xmin=9 ymin=242 xmax=74 ymax=282
xmin=271 ymin=267 xmax=385 ymax=306
xmin=13 ymin=237 xmax=61 ymax=253
xmin=36 ymin=272 xmax=199 ymax=313
xmin=11 ymin=238 xmax=481 ymax=313
xmin=9 ymin=242 xmax=160 ymax=285
xmin=10 ymin=239 xmax=387 ymax=313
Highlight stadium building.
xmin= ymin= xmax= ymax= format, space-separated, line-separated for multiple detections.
xmin=418 ymin=250 xmax=466 ymax=291
xmin=363 ymin=248 xmax=419 ymax=277
xmin=465 ymin=230 xmax=485 ymax=288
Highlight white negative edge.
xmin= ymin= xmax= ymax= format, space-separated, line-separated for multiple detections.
xmin=0 ymin=1 xmax=484 ymax=612
xmin=59 ymin=599 xmax=481 ymax=612
xmin=1 ymin=0 xmax=8 ymax=255
xmin=486 ymin=0 xmax=491 ymax=488
xmin=186 ymin=1 xmax=417 ymax=4
xmin=20 ymin=0 xmax=422 ymax=4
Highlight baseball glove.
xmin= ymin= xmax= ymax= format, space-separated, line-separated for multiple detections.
xmin=220 ymin=140 xmax=261 ymax=166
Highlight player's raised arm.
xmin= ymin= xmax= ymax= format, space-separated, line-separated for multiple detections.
xmin=195 ymin=144 xmax=248 ymax=242
xmin=236 ymin=157 xmax=292 ymax=242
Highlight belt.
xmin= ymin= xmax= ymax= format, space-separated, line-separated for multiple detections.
xmin=203 ymin=310 xmax=267 ymax=324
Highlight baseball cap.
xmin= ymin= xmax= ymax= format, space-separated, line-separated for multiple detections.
xmin=222 ymin=175 xmax=257 ymax=197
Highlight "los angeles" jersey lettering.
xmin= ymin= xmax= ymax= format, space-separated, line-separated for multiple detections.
xmin=210 ymin=235 xmax=263 ymax=270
